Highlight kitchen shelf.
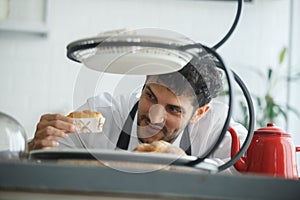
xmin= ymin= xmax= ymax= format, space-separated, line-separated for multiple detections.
xmin=0 ymin=161 xmax=299 ymax=199
xmin=0 ymin=0 xmax=49 ymax=36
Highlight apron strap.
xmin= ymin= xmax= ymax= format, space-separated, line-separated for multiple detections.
xmin=180 ymin=126 xmax=192 ymax=156
xmin=116 ymin=101 xmax=139 ymax=150
xmin=116 ymin=101 xmax=192 ymax=156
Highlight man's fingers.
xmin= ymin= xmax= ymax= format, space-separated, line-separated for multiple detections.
xmin=33 ymin=139 xmax=59 ymax=150
xmin=35 ymin=126 xmax=69 ymax=140
xmin=37 ymin=119 xmax=76 ymax=133
xmin=40 ymin=113 xmax=74 ymax=123
xmin=48 ymin=120 xmax=76 ymax=133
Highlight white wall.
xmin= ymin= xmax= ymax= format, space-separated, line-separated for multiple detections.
xmin=289 ymin=0 xmax=300 ymax=169
xmin=0 ymin=0 xmax=296 ymax=144
xmin=289 ymin=0 xmax=300 ymax=139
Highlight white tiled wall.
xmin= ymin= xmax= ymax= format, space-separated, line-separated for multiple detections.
xmin=0 ymin=0 xmax=299 ymax=153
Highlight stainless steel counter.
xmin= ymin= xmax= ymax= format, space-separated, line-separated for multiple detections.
xmin=0 ymin=160 xmax=300 ymax=200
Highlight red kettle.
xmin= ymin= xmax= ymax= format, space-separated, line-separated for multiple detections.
xmin=229 ymin=123 xmax=300 ymax=179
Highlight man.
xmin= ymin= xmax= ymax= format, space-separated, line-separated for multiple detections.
xmin=28 ymin=57 xmax=246 ymax=170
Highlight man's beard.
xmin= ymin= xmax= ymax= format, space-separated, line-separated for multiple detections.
xmin=137 ymin=115 xmax=178 ymax=143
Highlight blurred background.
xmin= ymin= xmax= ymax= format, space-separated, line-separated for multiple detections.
xmin=0 ymin=0 xmax=299 ymax=158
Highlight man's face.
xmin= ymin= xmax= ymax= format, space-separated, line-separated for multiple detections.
xmin=137 ymin=79 xmax=197 ymax=144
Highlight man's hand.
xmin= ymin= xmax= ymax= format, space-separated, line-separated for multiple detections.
xmin=28 ymin=114 xmax=76 ymax=151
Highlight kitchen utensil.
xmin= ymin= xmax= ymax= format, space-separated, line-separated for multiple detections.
xmin=0 ymin=112 xmax=27 ymax=160
xmin=229 ymin=123 xmax=300 ymax=179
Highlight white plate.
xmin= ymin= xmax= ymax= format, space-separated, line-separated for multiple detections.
xmin=29 ymin=148 xmax=193 ymax=164
xmin=29 ymin=148 xmax=218 ymax=172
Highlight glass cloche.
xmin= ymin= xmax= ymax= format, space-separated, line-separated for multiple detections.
xmin=0 ymin=111 xmax=27 ymax=160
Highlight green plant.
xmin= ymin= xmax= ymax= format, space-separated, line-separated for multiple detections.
xmin=237 ymin=48 xmax=300 ymax=128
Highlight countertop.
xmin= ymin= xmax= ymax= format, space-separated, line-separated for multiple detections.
xmin=0 ymin=160 xmax=300 ymax=200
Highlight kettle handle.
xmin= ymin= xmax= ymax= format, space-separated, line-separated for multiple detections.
xmin=228 ymin=126 xmax=247 ymax=171
xmin=296 ymin=147 xmax=300 ymax=176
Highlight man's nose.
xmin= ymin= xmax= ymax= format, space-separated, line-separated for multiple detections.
xmin=149 ymin=104 xmax=166 ymax=124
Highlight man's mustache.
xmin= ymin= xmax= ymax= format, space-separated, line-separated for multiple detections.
xmin=139 ymin=115 xmax=167 ymax=134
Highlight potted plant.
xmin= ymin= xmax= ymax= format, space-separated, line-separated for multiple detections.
xmin=234 ymin=47 xmax=300 ymax=129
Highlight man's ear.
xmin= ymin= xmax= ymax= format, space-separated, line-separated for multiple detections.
xmin=189 ymin=104 xmax=210 ymax=124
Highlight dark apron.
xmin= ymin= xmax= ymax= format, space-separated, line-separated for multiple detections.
xmin=116 ymin=101 xmax=192 ymax=155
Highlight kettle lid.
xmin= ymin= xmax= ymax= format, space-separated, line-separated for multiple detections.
xmin=254 ymin=123 xmax=289 ymax=136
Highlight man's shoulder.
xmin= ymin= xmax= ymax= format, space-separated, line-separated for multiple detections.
xmin=86 ymin=92 xmax=139 ymax=109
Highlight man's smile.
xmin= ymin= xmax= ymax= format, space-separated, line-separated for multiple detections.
xmin=145 ymin=123 xmax=163 ymax=134
xmin=139 ymin=115 xmax=165 ymax=137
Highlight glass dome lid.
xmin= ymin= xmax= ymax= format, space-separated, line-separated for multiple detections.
xmin=0 ymin=111 xmax=27 ymax=160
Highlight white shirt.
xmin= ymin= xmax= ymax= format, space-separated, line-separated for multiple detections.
xmin=58 ymin=92 xmax=247 ymax=174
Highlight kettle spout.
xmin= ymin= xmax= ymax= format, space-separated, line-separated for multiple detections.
xmin=228 ymin=126 xmax=247 ymax=172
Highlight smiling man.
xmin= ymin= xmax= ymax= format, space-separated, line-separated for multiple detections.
xmin=28 ymin=56 xmax=246 ymax=171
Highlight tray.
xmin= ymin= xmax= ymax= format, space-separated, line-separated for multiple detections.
xmin=29 ymin=148 xmax=218 ymax=172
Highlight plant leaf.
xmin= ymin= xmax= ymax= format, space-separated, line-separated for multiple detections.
xmin=287 ymin=105 xmax=300 ymax=119
xmin=251 ymin=68 xmax=266 ymax=79
xmin=219 ymin=90 xmax=229 ymax=96
xmin=279 ymin=47 xmax=287 ymax=64
xmin=239 ymin=101 xmax=249 ymax=128
xmin=277 ymin=106 xmax=288 ymax=124
xmin=289 ymin=72 xmax=300 ymax=81
xmin=256 ymin=97 xmax=262 ymax=109
xmin=268 ymin=68 xmax=273 ymax=81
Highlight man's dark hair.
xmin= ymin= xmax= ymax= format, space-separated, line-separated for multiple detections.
xmin=148 ymin=57 xmax=223 ymax=108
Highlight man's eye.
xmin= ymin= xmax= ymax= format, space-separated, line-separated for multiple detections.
xmin=167 ymin=106 xmax=181 ymax=114
xmin=146 ymin=92 xmax=155 ymax=100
